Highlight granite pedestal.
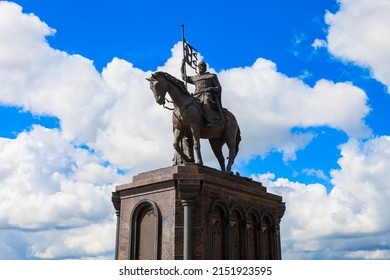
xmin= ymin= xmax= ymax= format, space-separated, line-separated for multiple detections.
xmin=112 ymin=163 xmax=285 ymax=260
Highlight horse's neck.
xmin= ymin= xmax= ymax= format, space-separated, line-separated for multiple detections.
xmin=167 ymin=83 xmax=192 ymax=108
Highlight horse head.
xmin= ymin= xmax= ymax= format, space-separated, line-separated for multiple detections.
xmin=146 ymin=72 xmax=167 ymax=106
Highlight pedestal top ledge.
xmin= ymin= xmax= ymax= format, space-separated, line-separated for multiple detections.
xmin=115 ymin=163 xmax=278 ymax=198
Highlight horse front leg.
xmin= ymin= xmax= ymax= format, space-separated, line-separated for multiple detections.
xmin=173 ymin=129 xmax=191 ymax=163
xmin=191 ymin=126 xmax=203 ymax=165
xmin=182 ymin=134 xmax=194 ymax=162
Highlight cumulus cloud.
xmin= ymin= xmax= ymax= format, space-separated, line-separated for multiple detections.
xmin=0 ymin=2 xmax=114 ymax=143
xmin=96 ymin=58 xmax=172 ymax=172
xmin=0 ymin=1 xmax=376 ymax=259
xmin=255 ymin=136 xmax=390 ymax=259
xmin=325 ymin=0 xmax=390 ymax=92
xmin=0 ymin=126 xmax=118 ymax=259
xmin=29 ymin=221 xmax=115 ymax=259
xmin=220 ymin=59 xmax=371 ymax=162
xmin=0 ymin=126 xmax=118 ymax=229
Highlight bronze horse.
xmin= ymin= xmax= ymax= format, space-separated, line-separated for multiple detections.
xmin=146 ymin=71 xmax=241 ymax=172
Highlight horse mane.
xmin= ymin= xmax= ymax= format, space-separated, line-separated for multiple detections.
xmin=155 ymin=71 xmax=191 ymax=96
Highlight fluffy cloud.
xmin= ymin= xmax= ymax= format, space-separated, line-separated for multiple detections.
xmin=256 ymin=136 xmax=390 ymax=259
xmin=96 ymin=58 xmax=173 ymax=172
xmin=0 ymin=1 xmax=377 ymax=259
xmin=29 ymin=221 xmax=115 ymax=259
xmin=220 ymin=59 xmax=371 ymax=161
xmin=325 ymin=0 xmax=390 ymax=92
xmin=0 ymin=126 xmax=118 ymax=229
xmin=0 ymin=125 xmax=118 ymax=259
xmin=0 ymin=2 xmax=113 ymax=143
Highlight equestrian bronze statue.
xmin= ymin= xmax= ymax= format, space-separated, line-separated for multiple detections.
xmin=146 ymin=68 xmax=241 ymax=172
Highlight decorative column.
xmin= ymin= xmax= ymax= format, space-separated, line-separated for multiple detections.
xmin=276 ymin=202 xmax=286 ymax=259
xmin=176 ymin=178 xmax=202 ymax=260
xmin=111 ymin=191 xmax=121 ymax=260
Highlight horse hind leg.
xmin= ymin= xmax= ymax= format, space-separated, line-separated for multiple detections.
xmin=209 ymin=138 xmax=225 ymax=171
xmin=226 ymin=148 xmax=236 ymax=172
xmin=225 ymin=134 xmax=239 ymax=173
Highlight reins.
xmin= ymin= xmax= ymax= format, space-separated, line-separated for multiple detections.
xmin=163 ymin=98 xmax=175 ymax=111
xmin=162 ymin=96 xmax=198 ymax=124
xmin=156 ymin=72 xmax=199 ymax=122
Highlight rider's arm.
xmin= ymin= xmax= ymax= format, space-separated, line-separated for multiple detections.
xmin=207 ymin=75 xmax=222 ymax=94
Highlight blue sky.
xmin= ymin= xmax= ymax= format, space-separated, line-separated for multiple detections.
xmin=1 ymin=0 xmax=390 ymax=259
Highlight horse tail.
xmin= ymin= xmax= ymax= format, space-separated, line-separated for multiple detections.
xmin=235 ymin=126 xmax=241 ymax=155
xmin=223 ymin=108 xmax=241 ymax=156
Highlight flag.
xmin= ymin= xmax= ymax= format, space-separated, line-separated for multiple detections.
xmin=183 ymin=39 xmax=199 ymax=73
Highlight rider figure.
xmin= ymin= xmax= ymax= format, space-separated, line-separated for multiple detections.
xmin=181 ymin=59 xmax=222 ymax=127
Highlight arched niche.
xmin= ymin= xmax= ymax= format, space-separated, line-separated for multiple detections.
xmin=229 ymin=205 xmax=245 ymax=259
xmin=261 ymin=213 xmax=276 ymax=260
xmin=129 ymin=200 xmax=160 ymax=260
xmin=207 ymin=199 xmax=229 ymax=259
xmin=246 ymin=208 xmax=261 ymax=259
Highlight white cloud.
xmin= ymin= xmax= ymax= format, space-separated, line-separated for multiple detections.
xmin=0 ymin=1 xmax=377 ymax=259
xmin=0 ymin=126 xmax=118 ymax=230
xmin=0 ymin=2 xmax=114 ymax=143
xmin=312 ymin=38 xmax=327 ymax=49
xmin=325 ymin=0 xmax=390 ymax=92
xmin=96 ymin=58 xmax=173 ymax=172
xmin=220 ymin=59 xmax=371 ymax=162
xmin=29 ymin=221 xmax=115 ymax=259
xmin=255 ymin=136 xmax=390 ymax=259
xmin=0 ymin=125 xmax=119 ymax=259
xmin=302 ymin=168 xmax=328 ymax=181
xmin=345 ymin=250 xmax=390 ymax=260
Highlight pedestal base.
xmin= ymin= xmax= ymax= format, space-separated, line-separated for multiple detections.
xmin=112 ymin=163 xmax=285 ymax=260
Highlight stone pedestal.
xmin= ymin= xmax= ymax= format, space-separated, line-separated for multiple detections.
xmin=112 ymin=163 xmax=285 ymax=260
